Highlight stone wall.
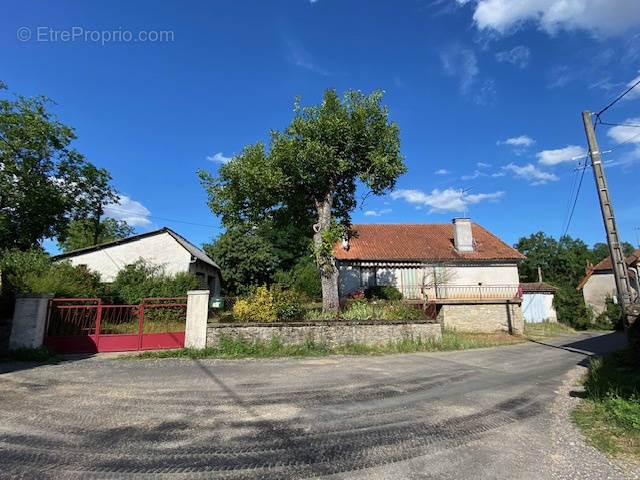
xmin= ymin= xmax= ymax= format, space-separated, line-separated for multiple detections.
xmin=206 ymin=320 xmax=442 ymax=347
xmin=436 ymin=301 xmax=523 ymax=333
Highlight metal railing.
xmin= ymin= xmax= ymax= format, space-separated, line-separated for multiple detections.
xmin=398 ymin=284 xmax=522 ymax=301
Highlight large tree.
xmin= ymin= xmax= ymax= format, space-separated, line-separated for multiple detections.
xmin=58 ymin=217 xmax=134 ymax=252
xmin=203 ymin=228 xmax=279 ymax=295
xmin=0 ymin=81 xmax=118 ymax=250
xmin=199 ymin=89 xmax=405 ymax=311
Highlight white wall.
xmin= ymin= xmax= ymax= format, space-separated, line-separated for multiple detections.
xmin=190 ymin=261 xmax=222 ymax=296
xmin=522 ymin=293 xmax=557 ymax=323
xmin=583 ymin=272 xmax=617 ymax=315
xmin=61 ymin=232 xmax=192 ymax=282
xmin=337 ymin=262 xmax=520 ymax=298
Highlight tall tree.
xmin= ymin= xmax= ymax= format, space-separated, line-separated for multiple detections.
xmin=0 ymin=81 xmax=118 ymax=250
xmin=590 ymin=241 xmax=636 ymax=265
xmin=202 ymin=228 xmax=279 ymax=295
xmin=58 ymin=218 xmax=134 ymax=252
xmin=199 ymin=89 xmax=405 ymax=311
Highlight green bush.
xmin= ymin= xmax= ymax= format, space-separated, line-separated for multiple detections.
xmin=594 ymin=296 xmax=623 ymax=330
xmin=364 ymin=285 xmax=403 ymax=301
xmin=232 ymin=284 xmax=304 ymax=322
xmin=554 ymin=285 xmax=593 ymax=330
xmin=273 ymin=257 xmax=322 ymax=300
xmin=0 ymin=248 xmax=52 ymax=315
xmin=110 ymin=260 xmax=200 ymax=304
xmin=22 ymin=262 xmax=104 ymax=298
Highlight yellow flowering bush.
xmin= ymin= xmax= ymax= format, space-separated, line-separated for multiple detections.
xmin=232 ymin=286 xmax=277 ymax=323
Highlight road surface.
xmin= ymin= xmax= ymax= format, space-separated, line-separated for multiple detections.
xmin=0 ymin=331 xmax=633 ymax=479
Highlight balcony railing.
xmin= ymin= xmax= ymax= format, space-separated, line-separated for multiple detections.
xmin=398 ymin=284 xmax=523 ymax=301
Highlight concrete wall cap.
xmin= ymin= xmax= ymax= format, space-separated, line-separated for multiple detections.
xmin=15 ymin=293 xmax=55 ymax=299
xmin=187 ymin=290 xmax=211 ymax=295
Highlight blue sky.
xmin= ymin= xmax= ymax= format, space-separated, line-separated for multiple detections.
xmin=2 ymin=0 xmax=640 ymax=253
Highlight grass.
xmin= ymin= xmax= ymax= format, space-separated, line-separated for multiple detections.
xmin=572 ymin=346 xmax=640 ymax=464
xmin=523 ymin=320 xmax=576 ymax=337
xmin=0 ymin=346 xmax=64 ymax=363
xmin=124 ymin=329 xmax=527 ymax=360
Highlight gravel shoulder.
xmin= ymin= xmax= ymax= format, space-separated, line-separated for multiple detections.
xmin=0 ymin=331 xmax=630 ymax=479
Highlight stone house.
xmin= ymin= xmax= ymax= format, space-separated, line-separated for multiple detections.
xmin=53 ymin=227 xmax=222 ymax=296
xmin=577 ymin=248 xmax=640 ymax=315
xmin=334 ymin=218 xmax=525 ymax=333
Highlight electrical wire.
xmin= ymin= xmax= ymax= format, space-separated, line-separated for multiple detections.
xmin=102 ymin=205 xmax=220 ymax=228
xmin=596 ymin=77 xmax=640 ymax=117
xmin=597 ymin=121 xmax=640 ymax=128
xmin=561 ymin=157 xmax=588 ymax=239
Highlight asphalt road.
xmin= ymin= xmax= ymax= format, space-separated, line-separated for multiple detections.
xmin=0 ymin=332 xmax=632 ymax=479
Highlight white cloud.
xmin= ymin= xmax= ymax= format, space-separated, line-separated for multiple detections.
xmin=363 ymin=208 xmax=392 ymax=217
xmin=391 ymin=188 xmax=504 ymax=213
xmin=536 ymin=145 xmax=586 ymax=165
xmin=435 ymin=168 xmax=451 ymax=175
xmin=491 ymin=172 xmax=505 ymax=177
xmin=206 ymin=152 xmax=231 ymax=163
xmin=464 ymin=0 xmax=640 ymax=38
xmin=104 ymin=195 xmax=152 ymax=227
xmin=606 ymin=117 xmax=640 ymax=144
xmin=495 ymin=45 xmax=530 ymax=68
xmin=477 ymin=162 xmax=491 ymax=168
xmin=503 ymin=163 xmax=558 ymax=185
xmin=497 ymin=135 xmax=535 ymax=147
xmin=285 ymin=36 xmax=330 ymax=76
xmin=440 ymin=43 xmax=479 ymax=93
xmin=622 ymin=73 xmax=640 ymax=100
xmin=461 ymin=170 xmax=486 ymax=180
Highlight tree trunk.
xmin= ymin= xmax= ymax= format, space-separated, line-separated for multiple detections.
xmin=313 ymin=192 xmax=340 ymax=315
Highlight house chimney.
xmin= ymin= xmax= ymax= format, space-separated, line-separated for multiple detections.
xmin=453 ymin=218 xmax=474 ymax=253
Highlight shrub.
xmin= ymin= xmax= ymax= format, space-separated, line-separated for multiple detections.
xmin=273 ymin=257 xmax=322 ymax=300
xmin=272 ymin=286 xmax=304 ymax=322
xmin=110 ymin=260 xmax=200 ymax=304
xmin=594 ymin=296 xmax=623 ymax=330
xmin=22 ymin=262 xmax=104 ymax=298
xmin=232 ymin=286 xmax=277 ymax=323
xmin=0 ymin=248 xmax=51 ymax=316
xmin=554 ymin=285 xmax=593 ymax=329
xmin=364 ymin=285 xmax=403 ymax=301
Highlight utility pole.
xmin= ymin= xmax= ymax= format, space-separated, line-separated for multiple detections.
xmin=582 ymin=111 xmax=633 ymax=311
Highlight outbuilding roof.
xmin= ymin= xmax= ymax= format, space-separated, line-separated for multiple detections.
xmin=333 ymin=223 xmax=525 ymax=262
xmin=576 ymin=248 xmax=640 ymax=290
xmin=520 ymin=282 xmax=558 ymax=293
xmin=53 ymin=227 xmax=221 ymax=271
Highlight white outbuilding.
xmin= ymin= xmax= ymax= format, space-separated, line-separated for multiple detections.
xmin=53 ymin=227 xmax=222 ymax=296
xmin=520 ymin=282 xmax=558 ymax=323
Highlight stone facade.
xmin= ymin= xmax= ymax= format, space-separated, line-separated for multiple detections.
xmin=436 ymin=300 xmax=523 ymax=333
xmin=206 ymin=320 xmax=442 ymax=347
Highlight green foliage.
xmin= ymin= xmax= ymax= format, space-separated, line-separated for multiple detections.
xmin=595 ymin=296 xmax=623 ymax=330
xmin=199 ymin=89 xmax=406 ymax=307
xmin=0 ymin=248 xmax=51 ymax=314
xmin=22 ymin=262 xmax=104 ymax=298
xmin=590 ymin=242 xmax=636 ymax=265
xmin=231 ymin=285 xmax=304 ymax=323
xmin=364 ymin=285 xmax=403 ymax=301
xmin=232 ymin=286 xmax=277 ymax=323
xmin=203 ymin=228 xmax=279 ymax=295
xmin=110 ymin=260 xmax=200 ymax=304
xmin=128 ymin=330 xmax=525 ymax=360
xmin=274 ymin=256 xmax=322 ymax=299
xmin=0 ymin=346 xmax=63 ymax=363
xmin=553 ymin=285 xmax=593 ymax=329
xmin=58 ymin=218 xmax=134 ymax=252
xmin=0 ymin=81 xmax=118 ymax=250
xmin=306 ymin=299 xmax=426 ymax=321
xmin=573 ymin=347 xmax=640 ymax=459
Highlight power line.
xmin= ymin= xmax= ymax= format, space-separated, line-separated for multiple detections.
xmin=561 ymin=157 xmax=588 ymax=239
xmin=596 ymin=77 xmax=640 ymax=117
xmin=597 ymin=121 xmax=640 ymax=128
xmin=102 ymin=205 xmax=220 ymax=228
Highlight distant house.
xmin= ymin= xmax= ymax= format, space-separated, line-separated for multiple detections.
xmin=577 ymin=248 xmax=640 ymax=315
xmin=521 ymin=282 xmax=558 ymax=323
xmin=333 ymin=218 xmax=526 ymax=333
xmin=53 ymin=227 xmax=222 ymax=295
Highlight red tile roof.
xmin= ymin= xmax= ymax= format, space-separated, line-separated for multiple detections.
xmin=591 ymin=248 xmax=640 ymax=271
xmin=520 ymin=282 xmax=558 ymax=293
xmin=333 ymin=223 xmax=525 ymax=262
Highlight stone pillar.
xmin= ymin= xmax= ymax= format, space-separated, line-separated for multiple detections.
xmin=9 ymin=294 xmax=54 ymax=350
xmin=185 ymin=290 xmax=210 ymax=349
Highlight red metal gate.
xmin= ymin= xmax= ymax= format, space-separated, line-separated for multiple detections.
xmin=44 ymin=297 xmax=187 ymax=353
